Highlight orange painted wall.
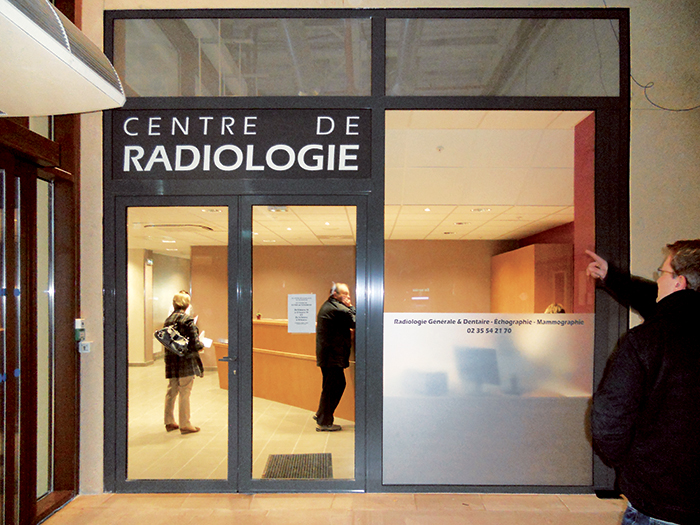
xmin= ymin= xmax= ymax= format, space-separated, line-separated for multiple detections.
xmin=252 ymin=245 xmax=356 ymax=320
xmin=491 ymin=244 xmax=574 ymax=314
xmin=191 ymin=245 xmax=228 ymax=368
xmin=574 ymin=113 xmax=596 ymax=313
xmin=384 ymin=240 xmax=517 ymax=313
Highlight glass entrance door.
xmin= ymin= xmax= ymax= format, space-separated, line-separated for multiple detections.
xmin=248 ymin=204 xmax=358 ymax=484
xmin=125 ymin=205 xmax=231 ymax=483
xmin=121 ymin=200 xmax=364 ymax=491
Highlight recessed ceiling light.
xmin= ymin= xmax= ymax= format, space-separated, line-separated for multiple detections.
xmin=325 ymin=222 xmax=331 ymax=226
xmin=162 ymin=239 xmax=176 ymax=243
xmin=263 ymin=239 xmax=276 ymax=243
xmin=165 ymin=248 xmax=178 ymax=251
xmin=424 ymin=208 xmax=431 ymax=212
xmin=201 ymin=208 xmax=222 ymax=213
xmin=471 ymin=208 xmax=492 ymax=213
xmin=287 ymin=227 xmax=292 ymax=231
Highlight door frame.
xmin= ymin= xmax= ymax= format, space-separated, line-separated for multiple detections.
xmin=108 ymin=195 xmax=239 ymax=493
xmin=107 ymin=195 xmax=368 ymax=493
xmin=0 ymin=119 xmax=79 ymax=524
xmin=237 ymin=195 xmax=368 ymax=493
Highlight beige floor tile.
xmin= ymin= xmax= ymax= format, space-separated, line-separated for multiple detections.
xmin=55 ymin=494 xmax=113 ymax=509
xmin=414 ymin=493 xmax=485 ymax=511
xmin=204 ymin=509 xmax=269 ymax=524
xmin=45 ymin=493 xmax=632 ymax=525
xmin=128 ymin=363 xmax=354 ymax=481
xmin=181 ymin=493 xmax=255 ymax=510
xmin=481 ymin=494 xmax=571 ymax=512
xmin=101 ymin=493 xmax=190 ymax=509
xmin=264 ymin=509 xmax=355 ymax=525
xmin=331 ymin=493 xmax=416 ymax=511
xmin=250 ymin=493 xmax=337 ymax=510
xmin=558 ymin=494 xmax=627 ymax=513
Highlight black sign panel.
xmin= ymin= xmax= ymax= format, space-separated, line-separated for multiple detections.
xmin=111 ymin=109 xmax=371 ymax=180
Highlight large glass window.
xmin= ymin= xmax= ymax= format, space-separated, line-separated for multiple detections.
xmin=386 ymin=18 xmax=619 ymax=96
xmin=383 ymin=110 xmax=596 ymax=485
xmin=114 ymin=18 xmax=371 ymax=97
xmin=126 ymin=206 xmax=228 ymax=480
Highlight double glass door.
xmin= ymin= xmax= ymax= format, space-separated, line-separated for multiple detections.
xmin=123 ymin=200 xmax=359 ymax=490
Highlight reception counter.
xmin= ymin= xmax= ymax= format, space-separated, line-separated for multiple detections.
xmin=214 ymin=319 xmax=355 ymax=421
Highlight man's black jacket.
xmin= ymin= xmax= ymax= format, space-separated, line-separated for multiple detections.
xmin=316 ymin=296 xmax=356 ymax=368
xmin=591 ymin=288 xmax=700 ymax=524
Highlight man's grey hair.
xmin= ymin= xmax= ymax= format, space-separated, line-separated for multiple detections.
xmin=667 ymin=239 xmax=700 ymax=292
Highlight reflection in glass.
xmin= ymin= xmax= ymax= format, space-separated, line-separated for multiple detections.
xmin=126 ymin=206 xmax=228 ymax=480
xmin=1 ymin=171 xmax=5 ymax=519
xmin=383 ymin=110 xmax=595 ymax=485
xmin=251 ymin=206 xmax=356 ymax=480
xmin=115 ymin=18 xmax=371 ymax=97
xmin=386 ymin=18 xmax=619 ymax=97
xmin=36 ymin=179 xmax=53 ymax=498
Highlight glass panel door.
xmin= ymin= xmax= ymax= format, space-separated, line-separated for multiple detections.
xmin=251 ymin=205 xmax=356 ymax=481
xmin=36 ymin=179 xmax=54 ymax=499
xmin=126 ymin=206 xmax=229 ymax=480
xmin=0 ymin=170 xmax=6 ymax=522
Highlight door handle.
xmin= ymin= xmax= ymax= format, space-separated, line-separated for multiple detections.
xmin=218 ymin=356 xmax=237 ymax=375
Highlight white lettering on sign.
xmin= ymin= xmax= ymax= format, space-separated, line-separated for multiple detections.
xmin=122 ymin=144 xmax=360 ymax=172
xmin=119 ymin=114 xmax=364 ymax=174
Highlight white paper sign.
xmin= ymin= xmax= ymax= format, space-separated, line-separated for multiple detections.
xmin=288 ymin=294 xmax=316 ymax=333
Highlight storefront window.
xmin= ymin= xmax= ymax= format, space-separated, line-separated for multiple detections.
xmin=383 ymin=110 xmax=596 ymax=485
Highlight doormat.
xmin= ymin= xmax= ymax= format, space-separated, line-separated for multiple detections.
xmin=262 ymin=453 xmax=333 ymax=479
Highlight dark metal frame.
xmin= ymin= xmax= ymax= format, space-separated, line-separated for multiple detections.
xmin=103 ymin=7 xmax=630 ymax=495
xmin=0 ymin=118 xmax=80 ymax=523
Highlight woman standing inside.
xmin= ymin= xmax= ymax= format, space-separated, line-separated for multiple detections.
xmin=163 ymin=291 xmax=204 ymax=434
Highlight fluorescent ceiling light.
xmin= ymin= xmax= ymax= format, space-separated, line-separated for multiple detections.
xmin=0 ymin=0 xmax=125 ymax=116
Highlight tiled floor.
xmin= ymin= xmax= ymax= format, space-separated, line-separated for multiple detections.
xmin=128 ymin=361 xmax=354 ymax=480
xmin=43 ymin=493 xmax=628 ymax=524
xmin=60 ymin=362 xmax=629 ymax=524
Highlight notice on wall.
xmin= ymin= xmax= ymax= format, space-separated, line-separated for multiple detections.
xmin=288 ymin=294 xmax=316 ymax=333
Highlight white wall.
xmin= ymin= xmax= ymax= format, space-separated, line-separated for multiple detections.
xmin=79 ymin=0 xmax=700 ymax=493
xmin=127 ymin=249 xmax=147 ymax=364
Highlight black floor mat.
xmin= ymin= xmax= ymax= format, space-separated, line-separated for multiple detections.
xmin=262 ymin=453 xmax=333 ymax=479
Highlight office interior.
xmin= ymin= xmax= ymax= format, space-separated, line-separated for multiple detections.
xmin=2 ymin=1 xmax=700 ymax=524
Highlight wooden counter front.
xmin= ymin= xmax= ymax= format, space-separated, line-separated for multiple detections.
xmin=214 ymin=319 xmax=355 ymax=421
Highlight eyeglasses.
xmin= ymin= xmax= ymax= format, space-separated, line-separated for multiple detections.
xmin=657 ymin=267 xmax=676 ymax=276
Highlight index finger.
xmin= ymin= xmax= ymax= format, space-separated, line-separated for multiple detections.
xmin=585 ymin=249 xmax=604 ymax=264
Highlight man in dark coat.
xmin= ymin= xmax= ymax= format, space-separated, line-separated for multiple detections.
xmin=588 ymin=241 xmax=700 ymax=524
xmin=314 ymin=282 xmax=356 ymax=431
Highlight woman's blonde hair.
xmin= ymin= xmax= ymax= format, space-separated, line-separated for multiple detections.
xmin=172 ymin=291 xmax=191 ymax=311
